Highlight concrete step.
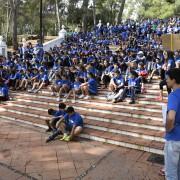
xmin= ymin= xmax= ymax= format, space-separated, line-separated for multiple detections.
xmin=81 ymin=128 xmax=164 ymax=155
xmin=9 ymin=94 xmax=163 ymax=121
xmin=0 ymin=111 xmax=164 ymax=155
xmin=1 ymin=100 xmax=164 ymax=131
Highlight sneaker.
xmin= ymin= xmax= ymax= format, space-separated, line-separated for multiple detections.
xmin=64 ymin=135 xmax=71 ymax=142
xmin=141 ymin=88 xmax=146 ymax=93
xmin=33 ymin=90 xmax=39 ymax=94
xmin=129 ymin=100 xmax=135 ymax=104
xmin=51 ymin=92 xmax=55 ymax=96
xmin=28 ymin=89 xmax=33 ymax=93
xmin=84 ymin=96 xmax=90 ymax=100
xmin=56 ymin=97 xmax=61 ymax=102
xmin=71 ymin=100 xmax=76 ymax=104
xmin=46 ymin=128 xmax=52 ymax=132
xmin=60 ymin=134 xmax=68 ymax=141
xmin=62 ymin=99 xmax=67 ymax=102
xmin=79 ymin=94 xmax=85 ymax=99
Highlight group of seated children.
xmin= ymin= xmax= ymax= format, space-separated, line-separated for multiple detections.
xmin=50 ymin=71 xmax=98 ymax=103
xmin=106 ymin=61 xmax=148 ymax=104
xmin=45 ymin=103 xmax=84 ymax=143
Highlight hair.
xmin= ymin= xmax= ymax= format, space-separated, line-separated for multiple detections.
xmin=48 ymin=108 xmax=56 ymax=115
xmin=167 ymin=51 xmax=174 ymax=60
xmin=166 ymin=68 xmax=180 ymax=84
xmin=66 ymin=106 xmax=74 ymax=113
xmin=130 ymin=70 xmax=138 ymax=78
xmin=88 ymin=72 xmax=95 ymax=79
xmin=59 ymin=103 xmax=66 ymax=109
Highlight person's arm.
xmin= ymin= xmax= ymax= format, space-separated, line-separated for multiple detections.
xmin=56 ymin=116 xmax=65 ymax=129
xmin=80 ymin=82 xmax=88 ymax=87
xmin=69 ymin=125 xmax=76 ymax=139
xmin=166 ymin=94 xmax=178 ymax=132
xmin=166 ymin=110 xmax=176 ymax=132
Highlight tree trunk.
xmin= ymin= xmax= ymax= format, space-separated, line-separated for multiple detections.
xmin=10 ymin=0 xmax=18 ymax=50
xmin=82 ymin=0 xmax=89 ymax=32
xmin=6 ymin=1 xmax=12 ymax=40
xmin=55 ymin=0 xmax=61 ymax=32
xmin=93 ymin=0 xmax=96 ymax=26
xmin=115 ymin=0 xmax=126 ymax=25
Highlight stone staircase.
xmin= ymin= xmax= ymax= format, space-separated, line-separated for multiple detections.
xmin=0 ymin=80 xmax=167 ymax=155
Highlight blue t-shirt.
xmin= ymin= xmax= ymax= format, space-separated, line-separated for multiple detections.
xmin=64 ymin=112 xmax=84 ymax=127
xmin=52 ymin=110 xmax=66 ymax=118
xmin=71 ymin=82 xmax=81 ymax=90
xmin=0 ymin=86 xmax=8 ymax=97
xmin=55 ymin=80 xmax=62 ymax=86
xmin=165 ymin=88 xmax=180 ymax=141
xmin=113 ymin=76 xmax=124 ymax=86
xmin=128 ymin=78 xmax=140 ymax=87
xmin=168 ymin=59 xmax=175 ymax=69
xmin=88 ymin=78 xmax=98 ymax=95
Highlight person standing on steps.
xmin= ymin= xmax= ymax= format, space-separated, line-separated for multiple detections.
xmin=164 ymin=68 xmax=180 ymax=180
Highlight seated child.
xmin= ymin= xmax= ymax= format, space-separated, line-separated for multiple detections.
xmin=79 ymin=72 xmax=98 ymax=100
xmin=107 ymin=70 xmax=125 ymax=102
xmin=56 ymin=106 xmax=83 ymax=142
xmin=0 ymin=78 xmax=9 ymax=101
xmin=135 ymin=62 xmax=148 ymax=93
xmin=114 ymin=71 xmax=141 ymax=104
xmin=64 ymin=77 xmax=82 ymax=103
xmin=29 ymin=68 xmax=49 ymax=93
xmin=45 ymin=103 xmax=66 ymax=132
xmin=56 ymin=75 xmax=71 ymax=101
xmin=50 ymin=73 xmax=62 ymax=96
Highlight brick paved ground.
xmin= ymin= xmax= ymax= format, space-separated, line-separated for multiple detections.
xmin=0 ymin=119 xmax=164 ymax=180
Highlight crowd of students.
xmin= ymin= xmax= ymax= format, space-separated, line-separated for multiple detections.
xmin=0 ymin=17 xmax=179 ymax=141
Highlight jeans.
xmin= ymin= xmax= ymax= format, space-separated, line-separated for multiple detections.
xmin=165 ymin=141 xmax=180 ymax=180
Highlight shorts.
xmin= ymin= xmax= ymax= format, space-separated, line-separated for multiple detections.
xmin=51 ymin=117 xmax=60 ymax=127
xmin=65 ymin=124 xmax=73 ymax=132
xmin=89 ymin=89 xmax=97 ymax=95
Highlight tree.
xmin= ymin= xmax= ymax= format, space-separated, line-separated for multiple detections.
xmin=82 ymin=0 xmax=89 ymax=32
xmin=115 ymin=0 xmax=126 ymax=25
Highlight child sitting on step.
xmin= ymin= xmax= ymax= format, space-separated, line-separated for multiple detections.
xmin=113 ymin=71 xmax=141 ymax=104
xmin=64 ymin=77 xmax=82 ymax=103
xmin=0 ymin=78 xmax=9 ymax=101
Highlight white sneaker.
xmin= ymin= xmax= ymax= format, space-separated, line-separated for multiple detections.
xmin=28 ymin=89 xmax=33 ymax=93
xmin=84 ymin=96 xmax=90 ymax=100
xmin=71 ymin=100 xmax=76 ymax=103
xmin=62 ymin=99 xmax=66 ymax=102
xmin=56 ymin=97 xmax=61 ymax=102
xmin=79 ymin=94 xmax=85 ymax=99
xmin=51 ymin=92 xmax=55 ymax=96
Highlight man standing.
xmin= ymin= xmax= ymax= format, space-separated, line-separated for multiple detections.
xmin=165 ymin=68 xmax=180 ymax=180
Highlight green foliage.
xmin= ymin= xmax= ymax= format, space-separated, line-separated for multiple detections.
xmin=139 ymin=0 xmax=176 ymax=19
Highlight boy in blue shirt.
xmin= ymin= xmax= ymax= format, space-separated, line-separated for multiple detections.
xmin=114 ymin=71 xmax=140 ymax=104
xmin=79 ymin=72 xmax=98 ymax=100
xmin=45 ymin=103 xmax=66 ymax=143
xmin=64 ymin=77 xmax=82 ymax=103
xmin=164 ymin=68 xmax=180 ymax=180
xmin=56 ymin=106 xmax=83 ymax=142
